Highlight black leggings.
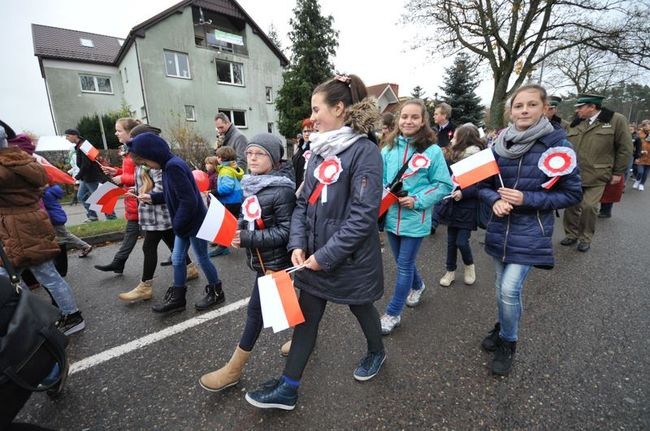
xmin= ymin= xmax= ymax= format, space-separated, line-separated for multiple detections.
xmin=283 ymin=290 xmax=384 ymax=381
xmin=238 ymin=274 xmax=264 ymax=352
xmin=141 ymin=229 xmax=191 ymax=282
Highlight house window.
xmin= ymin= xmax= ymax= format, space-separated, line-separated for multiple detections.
xmin=267 ymin=122 xmax=274 ymax=133
xmin=80 ymin=38 xmax=94 ymax=47
xmin=216 ymin=60 xmax=243 ymax=85
xmin=79 ymin=75 xmax=113 ymax=94
xmin=218 ymin=109 xmax=247 ymax=128
xmin=164 ymin=50 xmax=191 ymax=79
xmin=185 ymin=105 xmax=196 ymax=121
xmin=265 ymin=87 xmax=273 ymax=103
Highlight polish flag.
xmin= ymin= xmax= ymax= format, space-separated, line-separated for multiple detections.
xmin=86 ymin=182 xmax=125 ymax=214
xmin=379 ymin=188 xmax=399 ymax=217
xmin=258 ymin=270 xmax=305 ymax=333
xmin=34 ymin=154 xmax=75 ymax=185
xmin=79 ymin=141 xmax=99 ymax=161
xmin=196 ymin=194 xmax=238 ymax=247
xmin=450 ymin=148 xmax=500 ymax=189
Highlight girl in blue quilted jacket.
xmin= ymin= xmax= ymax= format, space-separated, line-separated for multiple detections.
xmin=478 ymin=84 xmax=582 ymax=376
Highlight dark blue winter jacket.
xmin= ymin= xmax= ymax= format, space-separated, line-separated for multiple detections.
xmin=479 ymin=129 xmax=583 ymax=268
xmin=128 ymin=133 xmax=206 ymax=238
xmin=42 ymin=185 xmax=67 ymax=226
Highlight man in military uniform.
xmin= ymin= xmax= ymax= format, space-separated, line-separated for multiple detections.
xmin=545 ymin=95 xmax=570 ymax=130
xmin=561 ymin=94 xmax=633 ymax=252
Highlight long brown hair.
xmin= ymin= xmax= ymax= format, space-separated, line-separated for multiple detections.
xmin=385 ymin=99 xmax=436 ymax=152
xmin=447 ymin=123 xmax=485 ymax=162
xmin=116 ymin=117 xmax=141 ymax=135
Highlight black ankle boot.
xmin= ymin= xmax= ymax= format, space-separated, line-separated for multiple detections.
xmin=152 ymin=286 xmax=186 ymax=314
xmin=194 ymin=283 xmax=225 ymax=311
xmin=481 ymin=322 xmax=501 ymax=352
xmin=491 ymin=338 xmax=516 ymax=376
xmin=94 ymin=259 xmax=125 ymax=274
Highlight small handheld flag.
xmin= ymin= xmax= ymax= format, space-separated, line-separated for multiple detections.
xmin=258 ymin=270 xmax=304 ymax=333
xmin=450 ymin=148 xmax=501 ymax=189
xmin=196 ymin=194 xmax=238 ymax=247
xmin=34 ymin=154 xmax=75 ymax=185
xmin=79 ymin=141 xmax=99 ymax=161
xmin=86 ymin=182 xmax=125 ymax=214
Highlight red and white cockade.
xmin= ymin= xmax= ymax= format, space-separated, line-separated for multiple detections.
xmin=538 ymin=147 xmax=577 ymax=189
xmin=308 ymin=155 xmax=343 ymax=204
xmin=242 ymin=195 xmax=264 ymax=230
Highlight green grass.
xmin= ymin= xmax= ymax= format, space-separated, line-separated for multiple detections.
xmin=68 ymin=218 xmax=127 ymax=238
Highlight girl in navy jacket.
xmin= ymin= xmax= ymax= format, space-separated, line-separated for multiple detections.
xmin=478 ymin=84 xmax=582 ymax=376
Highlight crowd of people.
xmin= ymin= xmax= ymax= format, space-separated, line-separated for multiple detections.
xmin=0 ymin=70 xmax=643 ymax=416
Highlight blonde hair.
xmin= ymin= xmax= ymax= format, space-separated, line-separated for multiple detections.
xmin=138 ymin=166 xmax=154 ymax=194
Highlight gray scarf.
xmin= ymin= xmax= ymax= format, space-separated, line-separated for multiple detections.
xmin=241 ymin=173 xmax=295 ymax=197
xmin=494 ymin=117 xmax=554 ymax=159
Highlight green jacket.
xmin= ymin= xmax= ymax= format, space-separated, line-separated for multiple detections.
xmin=567 ymin=108 xmax=632 ymax=187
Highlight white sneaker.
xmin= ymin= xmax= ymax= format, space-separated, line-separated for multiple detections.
xmin=439 ymin=271 xmax=455 ymax=287
xmin=640 ymin=184 xmax=645 ymax=191
xmin=380 ymin=314 xmax=401 ymax=335
xmin=464 ymin=264 xmax=476 ymax=285
xmin=633 ymin=180 xmax=640 ymax=189
xmin=405 ymin=282 xmax=426 ymax=307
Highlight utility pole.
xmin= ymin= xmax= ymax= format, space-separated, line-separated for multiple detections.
xmin=97 ymin=113 xmax=108 ymax=150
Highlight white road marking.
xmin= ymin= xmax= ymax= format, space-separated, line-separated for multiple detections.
xmin=70 ymin=297 xmax=250 ymax=375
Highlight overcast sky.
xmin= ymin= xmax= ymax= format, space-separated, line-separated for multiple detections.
xmin=0 ymin=0 xmax=494 ymax=136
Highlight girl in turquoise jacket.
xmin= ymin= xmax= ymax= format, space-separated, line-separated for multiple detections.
xmin=380 ymin=99 xmax=453 ymax=335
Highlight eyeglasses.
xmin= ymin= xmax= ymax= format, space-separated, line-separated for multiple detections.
xmin=245 ymin=151 xmax=269 ymax=158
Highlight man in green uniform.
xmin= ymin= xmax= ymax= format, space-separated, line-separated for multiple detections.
xmin=561 ymin=94 xmax=633 ymax=252
xmin=545 ymin=95 xmax=570 ymax=130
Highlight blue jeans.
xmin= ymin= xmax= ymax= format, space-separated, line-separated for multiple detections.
xmin=77 ymin=180 xmax=116 ymax=220
xmin=172 ymin=235 xmax=219 ymax=287
xmin=637 ymin=165 xmax=650 ymax=185
xmin=446 ymin=227 xmax=473 ymax=271
xmin=386 ymin=232 xmax=424 ymax=316
xmin=0 ymin=259 xmax=78 ymax=315
xmin=493 ymin=259 xmax=532 ymax=342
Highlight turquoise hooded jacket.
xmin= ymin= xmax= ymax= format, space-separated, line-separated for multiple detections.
xmin=381 ymin=136 xmax=453 ymax=237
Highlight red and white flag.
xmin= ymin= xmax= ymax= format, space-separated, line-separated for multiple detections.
xmin=379 ymin=188 xmax=399 ymax=217
xmin=79 ymin=141 xmax=99 ymax=161
xmin=258 ymin=270 xmax=304 ymax=333
xmin=450 ymin=148 xmax=500 ymax=189
xmin=34 ymin=154 xmax=75 ymax=185
xmin=196 ymin=194 xmax=238 ymax=247
xmin=86 ymin=182 xmax=125 ymax=214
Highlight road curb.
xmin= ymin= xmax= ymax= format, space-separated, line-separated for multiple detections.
xmin=81 ymin=231 xmax=125 ymax=246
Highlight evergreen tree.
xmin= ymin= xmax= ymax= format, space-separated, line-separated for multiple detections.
xmin=411 ymin=85 xmax=425 ymax=99
xmin=439 ymin=53 xmax=484 ymax=125
xmin=275 ymin=0 xmax=338 ymax=137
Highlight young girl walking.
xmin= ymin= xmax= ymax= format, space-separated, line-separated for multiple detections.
xmin=245 ymin=74 xmax=385 ymax=411
xmin=479 ymin=84 xmax=582 ymax=375
xmin=379 ymin=99 xmax=453 ymax=335
xmin=198 ymin=133 xmax=295 ymax=392
xmin=438 ymin=123 xmax=485 ymax=287
xmin=127 ymin=133 xmax=224 ymax=314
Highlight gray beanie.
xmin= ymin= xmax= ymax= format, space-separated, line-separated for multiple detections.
xmin=247 ymin=133 xmax=283 ymax=166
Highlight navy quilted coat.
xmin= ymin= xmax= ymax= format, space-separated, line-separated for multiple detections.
xmin=479 ymin=129 xmax=583 ymax=268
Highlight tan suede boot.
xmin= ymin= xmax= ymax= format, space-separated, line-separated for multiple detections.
xmin=199 ymin=346 xmax=251 ymax=392
xmin=280 ymin=340 xmax=292 ymax=357
xmin=464 ymin=264 xmax=476 ymax=285
xmin=118 ymin=280 xmax=153 ymax=301
xmin=186 ymin=263 xmax=199 ymax=281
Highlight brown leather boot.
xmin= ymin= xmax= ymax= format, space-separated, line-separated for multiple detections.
xmin=199 ymin=346 xmax=251 ymax=392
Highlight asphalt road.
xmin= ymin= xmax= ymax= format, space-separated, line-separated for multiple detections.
xmin=16 ymin=184 xmax=649 ymax=430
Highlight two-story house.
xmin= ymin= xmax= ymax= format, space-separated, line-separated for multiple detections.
xmin=32 ymin=0 xmax=288 ymax=145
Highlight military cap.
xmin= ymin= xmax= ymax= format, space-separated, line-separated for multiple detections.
xmin=574 ymin=94 xmax=605 ymax=107
xmin=548 ymin=95 xmax=562 ymax=107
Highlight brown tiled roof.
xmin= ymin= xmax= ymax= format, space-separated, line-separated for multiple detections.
xmin=367 ymin=83 xmax=399 ymax=100
xmin=31 ymin=24 xmax=122 ymax=64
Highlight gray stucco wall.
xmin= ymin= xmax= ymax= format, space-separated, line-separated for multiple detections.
xmin=117 ymin=46 xmax=145 ymax=119
xmin=43 ymin=60 xmax=124 ymax=133
xmin=134 ymin=6 xmax=285 ymax=147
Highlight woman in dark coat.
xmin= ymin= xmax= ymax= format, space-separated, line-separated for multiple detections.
xmin=479 ymin=84 xmax=582 ymax=376
xmin=245 ymin=74 xmax=385 ymax=411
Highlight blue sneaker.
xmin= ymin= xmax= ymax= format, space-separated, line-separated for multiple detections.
xmin=245 ymin=378 xmax=298 ymax=410
xmin=353 ymin=350 xmax=386 ymax=382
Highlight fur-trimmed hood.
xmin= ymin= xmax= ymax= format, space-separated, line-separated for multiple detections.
xmin=344 ymin=97 xmax=381 ymax=134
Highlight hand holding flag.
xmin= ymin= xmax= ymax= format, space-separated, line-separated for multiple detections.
xmin=196 ymin=194 xmax=238 ymax=247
